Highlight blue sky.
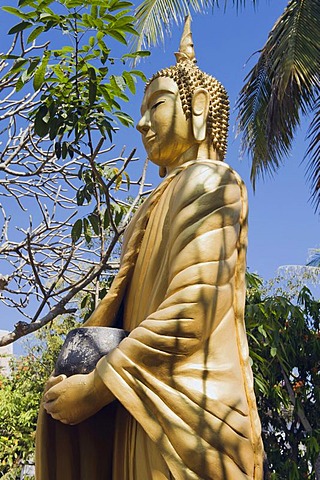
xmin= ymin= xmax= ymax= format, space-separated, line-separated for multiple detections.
xmin=0 ymin=1 xmax=319 ymax=350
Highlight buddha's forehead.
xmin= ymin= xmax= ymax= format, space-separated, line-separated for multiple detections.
xmin=141 ymin=77 xmax=179 ymax=113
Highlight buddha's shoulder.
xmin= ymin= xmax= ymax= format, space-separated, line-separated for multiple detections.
xmin=172 ymin=160 xmax=245 ymax=199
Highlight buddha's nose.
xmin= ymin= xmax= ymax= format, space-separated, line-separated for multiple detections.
xmin=136 ymin=113 xmax=150 ymax=134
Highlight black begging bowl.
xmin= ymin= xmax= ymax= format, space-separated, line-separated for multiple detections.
xmin=54 ymin=327 xmax=128 ymax=377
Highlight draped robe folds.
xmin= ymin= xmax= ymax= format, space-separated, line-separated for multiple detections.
xmin=36 ymin=160 xmax=264 ymax=480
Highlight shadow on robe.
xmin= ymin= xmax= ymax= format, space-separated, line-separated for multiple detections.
xmin=36 ymin=401 xmax=118 ymax=480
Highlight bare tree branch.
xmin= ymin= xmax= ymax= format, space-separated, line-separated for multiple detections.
xmin=0 ymin=16 xmax=152 ymax=347
xmin=280 ymin=365 xmax=312 ymax=433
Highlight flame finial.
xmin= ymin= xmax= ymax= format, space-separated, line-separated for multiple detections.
xmin=175 ymin=16 xmax=196 ymax=64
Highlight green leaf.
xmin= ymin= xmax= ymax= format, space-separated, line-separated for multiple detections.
xmin=97 ymin=38 xmax=110 ymax=56
xmin=101 ymin=13 xmax=117 ymax=23
xmin=34 ymin=105 xmax=49 ymax=137
xmin=54 ymin=142 xmax=61 ymax=159
xmin=123 ymin=171 xmax=130 ymax=190
xmin=64 ymin=0 xmax=83 ymax=7
xmin=59 ymin=46 xmax=74 ymax=53
xmin=0 ymin=54 xmax=20 ymax=60
xmin=39 ymin=12 xmax=60 ymax=24
xmin=18 ymin=0 xmax=32 ymax=6
xmin=113 ymin=15 xmax=135 ymax=26
xmin=88 ymin=67 xmax=97 ymax=105
xmin=62 ymin=141 xmax=68 ymax=159
xmin=99 ymin=66 xmax=109 ymax=77
xmin=113 ymin=204 xmax=123 ymax=225
xmin=107 ymin=28 xmax=127 ymax=44
xmin=123 ymin=71 xmax=136 ymax=94
xmin=122 ymin=51 xmax=150 ymax=60
xmin=49 ymin=117 xmax=62 ymax=141
xmin=33 ymin=51 xmax=50 ymax=90
xmin=91 ymin=5 xmax=98 ymax=18
xmin=77 ymin=164 xmax=84 ymax=181
xmin=258 ymin=324 xmax=267 ymax=338
xmin=76 ymin=188 xmax=85 ymax=206
xmin=27 ymin=57 xmax=41 ymax=75
xmin=2 ymin=6 xmax=30 ymax=19
xmin=8 ymin=21 xmax=32 ymax=35
xmin=68 ymin=145 xmax=74 ymax=159
xmin=88 ymin=213 xmax=100 ymax=235
xmin=10 ymin=58 xmax=28 ymax=74
xmin=80 ymin=293 xmax=91 ymax=309
xmin=15 ymin=77 xmax=24 ymax=92
xmin=83 ymin=218 xmax=91 ymax=243
xmin=83 ymin=186 xmax=92 ymax=203
xmin=108 ymin=1 xmax=133 ymax=12
xmin=27 ymin=26 xmax=44 ymax=43
xmin=111 ymin=74 xmax=126 ymax=91
xmin=100 ymin=85 xmax=112 ymax=106
xmin=114 ymin=110 xmax=134 ymax=127
xmin=131 ymin=69 xmax=147 ymax=81
xmin=270 ymin=347 xmax=277 ymax=358
xmin=103 ymin=209 xmax=110 ymax=229
xmin=71 ymin=219 xmax=82 ymax=243
xmin=51 ymin=65 xmax=68 ymax=83
xmin=100 ymin=6 xmax=107 ymax=17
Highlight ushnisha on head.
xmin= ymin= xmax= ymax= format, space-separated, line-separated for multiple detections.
xmin=137 ymin=16 xmax=229 ymax=171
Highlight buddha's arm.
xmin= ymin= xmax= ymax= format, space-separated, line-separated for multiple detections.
xmin=100 ymin=163 xmax=245 ymax=375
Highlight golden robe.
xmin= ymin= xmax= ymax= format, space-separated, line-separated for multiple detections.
xmin=36 ymin=160 xmax=263 ymax=480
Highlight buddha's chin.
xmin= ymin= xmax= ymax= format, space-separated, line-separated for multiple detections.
xmin=146 ymin=150 xmax=171 ymax=168
xmin=148 ymin=150 xmax=185 ymax=168
xmin=149 ymin=156 xmax=175 ymax=169
xmin=147 ymin=143 xmax=195 ymax=169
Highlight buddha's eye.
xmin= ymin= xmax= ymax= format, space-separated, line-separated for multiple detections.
xmin=151 ymin=100 xmax=165 ymax=110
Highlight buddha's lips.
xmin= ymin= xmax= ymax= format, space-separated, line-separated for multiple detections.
xmin=144 ymin=134 xmax=156 ymax=144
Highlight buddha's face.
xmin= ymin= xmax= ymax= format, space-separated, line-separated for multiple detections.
xmin=137 ymin=77 xmax=194 ymax=168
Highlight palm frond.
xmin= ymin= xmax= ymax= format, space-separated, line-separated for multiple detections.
xmin=307 ymin=249 xmax=320 ymax=267
xmin=132 ymin=0 xmax=260 ymax=51
xmin=133 ymin=0 xmax=193 ymax=51
xmin=237 ymin=0 xmax=320 ymax=208
xmin=305 ymin=97 xmax=320 ymax=211
xmin=226 ymin=0 xmax=260 ymax=12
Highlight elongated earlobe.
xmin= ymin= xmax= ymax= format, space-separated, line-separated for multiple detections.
xmin=159 ymin=166 xmax=167 ymax=178
xmin=192 ymin=88 xmax=210 ymax=142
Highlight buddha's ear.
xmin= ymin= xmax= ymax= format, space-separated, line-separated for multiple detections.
xmin=191 ymin=88 xmax=210 ymax=142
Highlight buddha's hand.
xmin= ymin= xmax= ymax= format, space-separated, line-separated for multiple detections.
xmin=43 ymin=369 xmax=110 ymax=425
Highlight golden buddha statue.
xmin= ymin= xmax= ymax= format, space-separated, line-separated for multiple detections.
xmin=36 ymin=17 xmax=264 ymax=480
